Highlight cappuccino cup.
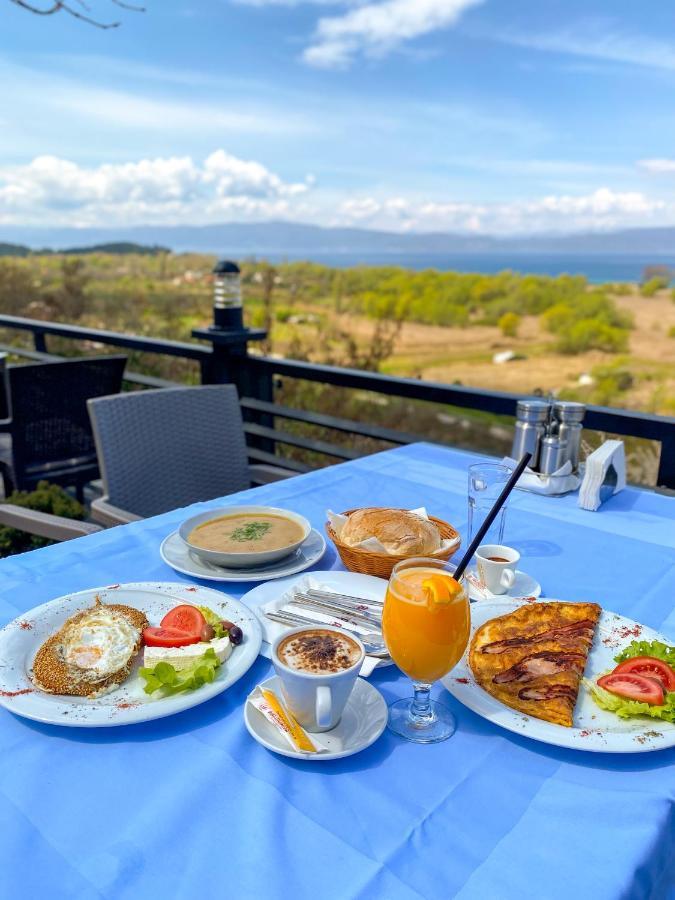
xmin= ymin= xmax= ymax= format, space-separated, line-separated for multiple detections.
xmin=272 ymin=627 xmax=365 ymax=732
xmin=475 ymin=544 xmax=520 ymax=595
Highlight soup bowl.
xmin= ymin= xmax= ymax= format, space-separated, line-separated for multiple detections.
xmin=178 ymin=505 xmax=312 ymax=569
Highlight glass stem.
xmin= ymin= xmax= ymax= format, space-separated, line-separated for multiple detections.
xmin=411 ymin=682 xmax=434 ymax=723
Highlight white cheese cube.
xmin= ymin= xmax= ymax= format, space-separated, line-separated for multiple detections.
xmin=143 ymin=636 xmax=233 ymax=671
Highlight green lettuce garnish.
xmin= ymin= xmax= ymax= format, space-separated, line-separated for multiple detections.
xmin=584 ymin=678 xmax=675 ymax=724
xmin=614 ymin=640 xmax=675 ymax=668
xmin=198 ymin=605 xmax=227 ymax=639
xmin=139 ymin=648 xmax=221 ymax=697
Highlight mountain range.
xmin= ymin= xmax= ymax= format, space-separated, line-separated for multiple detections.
xmin=0 ymin=222 xmax=674 ymax=256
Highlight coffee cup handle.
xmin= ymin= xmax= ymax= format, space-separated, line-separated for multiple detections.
xmin=316 ymin=686 xmax=332 ymax=728
xmin=501 ymin=569 xmax=516 ymax=589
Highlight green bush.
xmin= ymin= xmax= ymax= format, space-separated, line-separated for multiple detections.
xmin=0 ymin=481 xmax=84 ymax=558
xmin=669 ymin=325 xmax=675 ymax=338
xmin=498 ymin=311 xmax=520 ymax=337
xmin=275 ymin=306 xmax=293 ymax=323
xmin=555 ymin=319 xmax=629 ymax=354
xmin=641 ymin=276 xmax=668 ymax=297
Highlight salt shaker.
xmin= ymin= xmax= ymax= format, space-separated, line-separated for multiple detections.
xmin=539 ymin=435 xmax=569 ymax=475
xmin=511 ymin=400 xmax=550 ymax=470
xmin=552 ymin=401 xmax=586 ymax=471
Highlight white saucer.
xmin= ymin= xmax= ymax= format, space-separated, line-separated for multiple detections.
xmin=464 ymin=568 xmax=542 ymax=602
xmin=160 ymin=528 xmax=326 ymax=583
xmin=244 ymin=675 xmax=388 ymax=761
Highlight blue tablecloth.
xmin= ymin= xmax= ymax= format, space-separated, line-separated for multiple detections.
xmin=1 ymin=443 xmax=674 ymax=900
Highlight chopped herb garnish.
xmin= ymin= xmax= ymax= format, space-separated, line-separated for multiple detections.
xmin=230 ymin=521 xmax=272 ymax=542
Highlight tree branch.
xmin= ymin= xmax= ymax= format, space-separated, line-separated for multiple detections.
xmin=9 ymin=0 xmax=144 ymax=27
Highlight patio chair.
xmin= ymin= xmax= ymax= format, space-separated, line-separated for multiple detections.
xmin=87 ymin=385 xmax=295 ymax=526
xmin=0 ymin=355 xmax=127 ymax=501
xmin=0 ymin=504 xmax=102 ymax=541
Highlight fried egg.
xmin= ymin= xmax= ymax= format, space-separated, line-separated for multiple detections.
xmin=32 ymin=599 xmax=149 ymax=698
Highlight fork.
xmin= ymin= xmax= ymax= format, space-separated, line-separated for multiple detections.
xmin=301 ymin=588 xmax=384 ymax=610
xmin=264 ymin=609 xmax=389 ymax=657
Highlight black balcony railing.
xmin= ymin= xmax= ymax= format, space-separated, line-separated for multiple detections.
xmin=0 ymin=312 xmax=673 ymax=488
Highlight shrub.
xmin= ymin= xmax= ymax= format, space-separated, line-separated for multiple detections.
xmin=669 ymin=325 xmax=675 ymax=338
xmin=0 ymin=481 xmax=84 ymax=558
xmin=275 ymin=306 xmax=293 ymax=323
xmin=555 ymin=319 xmax=629 ymax=354
xmin=498 ymin=311 xmax=520 ymax=337
xmin=641 ymin=276 xmax=668 ymax=297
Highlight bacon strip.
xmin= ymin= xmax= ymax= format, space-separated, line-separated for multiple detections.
xmin=481 ymin=620 xmax=596 ymax=655
xmin=492 ymin=651 xmax=585 ymax=684
xmin=518 ymin=684 xmax=576 ymax=703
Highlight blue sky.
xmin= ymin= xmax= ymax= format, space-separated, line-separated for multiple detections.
xmin=2 ymin=0 xmax=675 ymax=233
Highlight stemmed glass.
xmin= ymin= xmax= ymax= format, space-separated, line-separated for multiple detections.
xmin=382 ymin=557 xmax=470 ymax=743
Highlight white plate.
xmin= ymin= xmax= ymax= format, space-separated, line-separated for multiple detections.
xmin=244 ymin=674 xmax=387 ymax=760
xmin=160 ymin=528 xmax=326 ymax=583
xmin=442 ymin=598 xmax=675 ymax=753
xmin=0 ymin=582 xmax=262 ymax=728
xmin=464 ymin=568 xmax=542 ymax=602
xmin=240 ymin=569 xmax=392 ymax=670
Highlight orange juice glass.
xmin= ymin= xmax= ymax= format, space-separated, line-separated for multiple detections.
xmin=383 ymin=557 xmax=469 ymax=743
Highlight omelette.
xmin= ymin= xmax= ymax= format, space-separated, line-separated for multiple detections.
xmin=469 ymin=601 xmax=601 ymax=727
xmin=32 ymin=598 xmax=148 ymax=698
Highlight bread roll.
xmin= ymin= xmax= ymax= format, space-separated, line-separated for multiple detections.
xmin=341 ymin=508 xmax=441 ymax=556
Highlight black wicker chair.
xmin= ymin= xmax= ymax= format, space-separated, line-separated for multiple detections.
xmin=0 ymin=355 xmax=127 ymax=500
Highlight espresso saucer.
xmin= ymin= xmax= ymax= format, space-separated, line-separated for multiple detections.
xmin=464 ymin=568 xmax=542 ymax=602
xmin=244 ymin=675 xmax=387 ymax=761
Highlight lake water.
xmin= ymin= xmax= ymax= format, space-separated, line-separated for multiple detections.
xmin=256 ymin=251 xmax=674 ymax=283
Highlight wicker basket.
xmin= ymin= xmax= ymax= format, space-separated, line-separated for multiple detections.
xmin=325 ymin=508 xmax=461 ymax=580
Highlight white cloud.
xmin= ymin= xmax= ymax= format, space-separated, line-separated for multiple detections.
xmin=336 ymin=188 xmax=667 ymax=233
xmin=303 ymin=0 xmax=483 ymax=68
xmin=0 ymin=153 xmax=670 ymax=234
xmin=0 ymin=152 xmax=312 ymax=227
xmin=637 ymin=158 xmax=675 ymax=174
xmin=491 ymin=25 xmax=675 ymax=73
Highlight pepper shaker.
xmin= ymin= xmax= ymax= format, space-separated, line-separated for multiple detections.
xmin=511 ymin=400 xmax=550 ymax=470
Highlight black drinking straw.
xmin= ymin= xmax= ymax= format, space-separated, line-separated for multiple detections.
xmin=453 ymin=452 xmax=532 ymax=583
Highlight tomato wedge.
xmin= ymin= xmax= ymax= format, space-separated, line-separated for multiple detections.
xmin=597 ymin=672 xmax=664 ymax=706
xmin=143 ymin=626 xmax=201 ymax=648
xmin=160 ymin=605 xmax=206 ymax=640
xmin=612 ymin=657 xmax=675 ymax=692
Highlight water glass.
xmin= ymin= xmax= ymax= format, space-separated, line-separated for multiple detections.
xmin=467 ymin=463 xmax=514 ymax=546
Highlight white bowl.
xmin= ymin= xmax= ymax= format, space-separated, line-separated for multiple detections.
xmin=178 ymin=505 xmax=312 ymax=569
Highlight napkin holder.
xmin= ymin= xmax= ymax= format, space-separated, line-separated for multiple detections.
xmin=578 ymin=440 xmax=626 ymax=511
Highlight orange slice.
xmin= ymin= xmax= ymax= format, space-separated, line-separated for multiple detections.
xmin=422 ymin=574 xmax=461 ymax=607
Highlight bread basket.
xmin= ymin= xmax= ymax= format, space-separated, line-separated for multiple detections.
xmin=325 ymin=508 xmax=461 ymax=579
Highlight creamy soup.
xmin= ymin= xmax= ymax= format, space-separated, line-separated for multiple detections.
xmin=188 ymin=513 xmax=305 ymax=553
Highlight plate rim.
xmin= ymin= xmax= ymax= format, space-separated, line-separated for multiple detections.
xmin=0 ymin=581 xmax=262 ymax=728
xmin=442 ymin=597 xmax=675 ymax=754
xmin=160 ymin=528 xmax=327 ymax=583
xmin=244 ymin=674 xmax=387 ymax=761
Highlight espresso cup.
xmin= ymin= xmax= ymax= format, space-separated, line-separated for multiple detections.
xmin=271 ymin=626 xmax=365 ymax=733
xmin=475 ymin=544 xmax=520 ymax=595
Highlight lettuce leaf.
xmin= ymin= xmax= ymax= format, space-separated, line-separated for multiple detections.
xmin=139 ymin=648 xmax=221 ymax=697
xmin=614 ymin=639 xmax=675 ymax=669
xmin=198 ymin=605 xmax=227 ymax=639
xmin=584 ymin=677 xmax=675 ymax=724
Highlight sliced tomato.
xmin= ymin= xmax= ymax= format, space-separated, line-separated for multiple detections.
xmin=613 ymin=656 xmax=675 ymax=692
xmin=597 ymin=672 xmax=664 ymax=706
xmin=143 ymin=626 xmax=201 ymax=648
xmin=160 ymin=605 xmax=206 ymax=640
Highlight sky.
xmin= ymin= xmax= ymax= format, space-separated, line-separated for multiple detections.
xmin=2 ymin=0 xmax=675 ymax=234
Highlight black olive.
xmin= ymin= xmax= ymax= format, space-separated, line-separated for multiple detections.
xmin=200 ymin=623 xmax=215 ymax=643
xmin=220 ymin=619 xmax=235 ymax=631
xmin=228 ymin=625 xmax=243 ymax=645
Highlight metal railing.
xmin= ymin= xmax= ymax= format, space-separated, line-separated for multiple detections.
xmin=0 ymin=313 xmax=673 ymax=488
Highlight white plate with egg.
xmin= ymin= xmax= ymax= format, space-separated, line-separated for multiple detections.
xmin=0 ymin=582 xmax=261 ymax=727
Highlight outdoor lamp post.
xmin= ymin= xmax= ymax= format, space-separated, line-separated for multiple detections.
xmin=212 ymin=259 xmax=243 ymax=331
xmin=192 ymin=257 xmax=267 ymax=392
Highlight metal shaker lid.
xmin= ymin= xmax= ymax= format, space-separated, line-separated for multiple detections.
xmin=553 ymin=401 xmax=586 ymax=423
xmin=516 ymin=399 xmax=550 ymax=422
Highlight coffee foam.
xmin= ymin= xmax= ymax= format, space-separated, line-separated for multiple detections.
xmin=277 ymin=629 xmax=361 ymax=674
